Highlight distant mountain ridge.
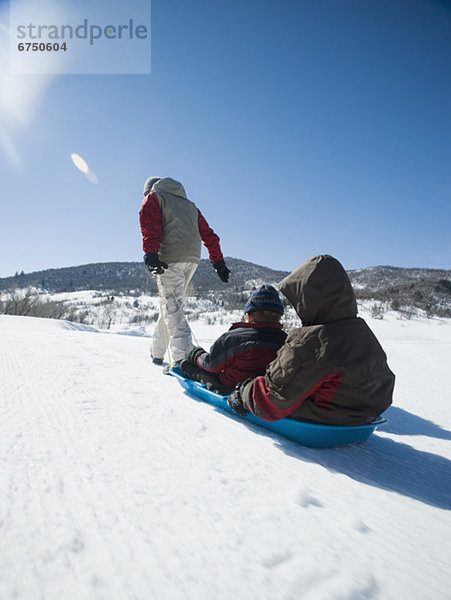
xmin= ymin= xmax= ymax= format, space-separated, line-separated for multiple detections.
xmin=347 ymin=265 xmax=451 ymax=291
xmin=0 ymin=259 xmax=450 ymax=317
xmin=348 ymin=265 xmax=450 ymax=318
xmin=0 ymin=258 xmax=290 ymax=296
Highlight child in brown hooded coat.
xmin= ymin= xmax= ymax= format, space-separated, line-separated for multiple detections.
xmin=228 ymin=255 xmax=395 ymax=426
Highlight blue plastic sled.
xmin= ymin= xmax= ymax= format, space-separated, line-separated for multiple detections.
xmin=170 ymin=367 xmax=387 ymax=448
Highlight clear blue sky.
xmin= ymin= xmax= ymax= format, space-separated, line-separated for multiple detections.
xmin=0 ymin=0 xmax=450 ymax=278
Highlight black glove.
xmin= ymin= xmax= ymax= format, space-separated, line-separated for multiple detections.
xmin=144 ymin=252 xmax=168 ymax=275
xmin=213 ymin=259 xmax=230 ymax=283
xmin=185 ymin=346 xmax=207 ymax=364
xmin=227 ymin=385 xmax=249 ymax=417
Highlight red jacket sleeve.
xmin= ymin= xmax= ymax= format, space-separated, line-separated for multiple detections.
xmin=139 ymin=193 xmax=163 ymax=254
xmin=242 ymin=373 xmax=342 ymax=421
xmin=197 ymin=210 xmax=223 ymax=263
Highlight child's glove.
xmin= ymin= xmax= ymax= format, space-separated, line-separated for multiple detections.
xmin=185 ymin=346 xmax=207 ymax=364
xmin=144 ymin=252 xmax=168 ymax=275
xmin=212 ymin=259 xmax=230 ymax=283
xmin=227 ymin=385 xmax=249 ymax=417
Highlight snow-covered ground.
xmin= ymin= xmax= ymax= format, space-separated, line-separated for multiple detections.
xmin=1 ymin=311 xmax=450 ymax=600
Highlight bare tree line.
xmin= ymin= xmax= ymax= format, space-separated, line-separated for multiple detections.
xmin=1 ymin=281 xmax=449 ymax=332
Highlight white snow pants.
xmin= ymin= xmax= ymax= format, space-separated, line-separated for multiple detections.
xmin=152 ymin=262 xmax=198 ymax=363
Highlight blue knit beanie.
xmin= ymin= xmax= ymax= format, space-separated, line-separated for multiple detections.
xmin=244 ymin=285 xmax=284 ymax=315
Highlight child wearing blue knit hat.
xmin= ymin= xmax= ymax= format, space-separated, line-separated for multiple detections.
xmin=244 ymin=284 xmax=285 ymax=320
xmin=180 ymin=285 xmax=286 ymax=393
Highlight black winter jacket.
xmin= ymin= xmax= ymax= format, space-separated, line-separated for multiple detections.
xmin=195 ymin=321 xmax=287 ymax=389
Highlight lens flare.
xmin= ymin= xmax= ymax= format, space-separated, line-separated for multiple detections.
xmin=71 ymin=153 xmax=89 ymax=173
xmin=85 ymin=170 xmax=98 ymax=184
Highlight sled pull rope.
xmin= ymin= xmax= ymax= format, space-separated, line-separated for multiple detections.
xmin=155 ymin=274 xmax=173 ymax=366
xmin=161 ymin=273 xmax=200 ymax=348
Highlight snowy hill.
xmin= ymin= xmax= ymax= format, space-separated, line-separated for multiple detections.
xmin=1 ymin=312 xmax=450 ymax=599
xmin=348 ymin=266 xmax=451 ymax=318
xmin=2 ymin=260 xmax=449 ymax=297
xmin=0 ymin=258 xmax=290 ymax=295
xmin=1 ymin=259 xmax=449 ymax=318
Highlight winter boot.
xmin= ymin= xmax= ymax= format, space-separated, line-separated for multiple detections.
xmin=163 ymin=360 xmax=182 ymax=375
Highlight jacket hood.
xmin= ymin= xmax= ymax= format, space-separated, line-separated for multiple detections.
xmin=278 ymin=255 xmax=357 ymax=325
xmin=153 ymin=177 xmax=187 ymax=198
xmin=143 ymin=176 xmax=161 ymax=196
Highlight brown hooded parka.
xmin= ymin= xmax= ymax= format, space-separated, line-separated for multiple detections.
xmin=241 ymin=255 xmax=395 ymax=425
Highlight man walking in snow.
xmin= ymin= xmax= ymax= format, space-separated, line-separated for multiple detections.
xmin=139 ymin=176 xmax=230 ymax=367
